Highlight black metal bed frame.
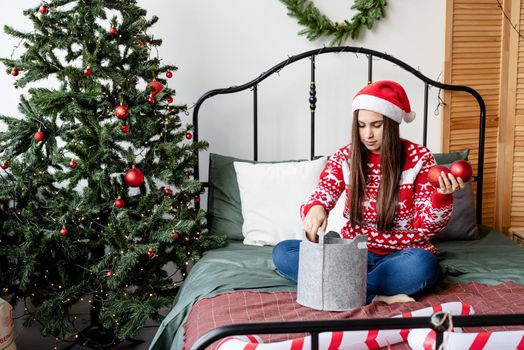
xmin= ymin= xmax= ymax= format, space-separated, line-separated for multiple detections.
xmin=193 ymin=46 xmax=486 ymax=222
xmin=189 ymin=47 xmax=524 ymax=349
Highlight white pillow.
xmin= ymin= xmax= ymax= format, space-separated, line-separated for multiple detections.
xmin=234 ymin=157 xmax=327 ymax=246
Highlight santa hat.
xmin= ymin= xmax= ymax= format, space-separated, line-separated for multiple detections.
xmin=351 ymin=80 xmax=416 ymax=123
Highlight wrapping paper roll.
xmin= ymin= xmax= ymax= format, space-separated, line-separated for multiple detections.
xmin=216 ymin=302 xmax=474 ymax=350
xmin=0 ymin=298 xmax=16 ymax=350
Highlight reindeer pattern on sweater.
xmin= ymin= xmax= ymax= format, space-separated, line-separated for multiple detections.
xmin=300 ymin=140 xmax=453 ymax=254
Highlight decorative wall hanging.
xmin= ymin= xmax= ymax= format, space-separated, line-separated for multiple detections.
xmin=280 ymin=0 xmax=387 ymax=45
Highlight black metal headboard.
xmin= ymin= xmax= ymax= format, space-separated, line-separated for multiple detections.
xmin=192 ymin=46 xmax=486 ymax=223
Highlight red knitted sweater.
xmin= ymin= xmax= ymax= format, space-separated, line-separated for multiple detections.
xmin=300 ymin=139 xmax=453 ymax=254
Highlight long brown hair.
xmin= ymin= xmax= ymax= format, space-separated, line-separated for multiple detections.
xmin=349 ymin=111 xmax=403 ymax=231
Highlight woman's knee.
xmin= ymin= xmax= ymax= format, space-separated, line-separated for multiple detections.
xmin=402 ymin=248 xmax=440 ymax=283
xmin=272 ymin=240 xmax=300 ymax=268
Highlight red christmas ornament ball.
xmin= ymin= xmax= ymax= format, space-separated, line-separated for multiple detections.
xmin=147 ymin=248 xmax=155 ymax=258
xmin=121 ymin=125 xmax=130 ymax=134
xmin=185 ymin=132 xmax=193 ymax=140
xmin=84 ymin=67 xmax=92 ymax=76
xmin=11 ymin=68 xmax=19 ymax=77
xmin=166 ymin=96 xmax=174 ymax=103
xmin=171 ymin=231 xmax=179 ymax=240
xmin=166 ymin=71 xmax=173 ymax=78
xmin=69 ymin=160 xmax=78 ymax=169
xmin=34 ymin=130 xmax=46 ymax=142
xmin=146 ymin=80 xmax=164 ymax=96
xmin=109 ymin=26 xmax=118 ymax=36
xmin=1 ymin=162 xmax=8 ymax=170
xmin=137 ymin=41 xmax=145 ymax=47
xmin=164 ymin=188 xmax=172 ymax=196
xmin=427 ymin=165 xmax=451 ymax=188
xmin=450 ymin=160 xmax=473 ymax=182
xmin=114 ymin=198 xmax=125 ymax=208
xmin=39 ymin=4 xmax=48 ymax=14
xmin=124 ymin=167 xmax=145 ymax=187
xmin=148 ymin=95 xmax=156 ymax=104
xmin=194 ymin=196 xmax=200 ymax=204
xmin=106 ymin=271 xmax=113 ymax=277
xmin=60 ymin=227 xmax=68 ymax=237
xmin=114 ymin=104 xmax=129 ymax=119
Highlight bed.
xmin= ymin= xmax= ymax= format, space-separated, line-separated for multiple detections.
xmin=149 ymin=47 xmax=524 ymax=350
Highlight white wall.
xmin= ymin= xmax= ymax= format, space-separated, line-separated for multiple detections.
xmin=0 ymin=1 xmax=445 ymax=181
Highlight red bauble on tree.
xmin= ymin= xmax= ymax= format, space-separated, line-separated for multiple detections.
xmin=164 ymin=188 xmax=172 ymax=196
xmin=185 ymin=132 xmax=193 ymax=140
xmin=114 ymin=197 xmax=125 ymax=208
xmin=106 ymin=271 xmax=113 ymax=277
xmin=124 ymin=167 xmax=145 ymax=187
xmin=39 ymin=4 xmax=48 ymax=14
xmin=148 ymin=95 xmax=155 ymax=104
xmin=194 ymin=196 xmax=200 ymax=204
xmin=1 ymin=162 xmax=8 ymax=170
xmin=137 ymin=41 xmax=145 ymax=47
xmin=166 ymin=96 xmax=173 ymax=103
xmin=114 ymin=104 xmax=129 ymax=119
xmin=166 ymin=71 xmax=173 ymax=78
xmin=450 ymin=160 xmax=473 ymax=182
xmin=109 ymin=26 xmax=118 ymax=36
xmin=34 ymin=130 xmax=46 ymax=142
xmin=59 ymin=227 xmax=68 ymax=237
xmin=427 ymin=165 xmax=451 ymax=188
xmin=147 ymin=248 xmax=155 ymax=258
xmin=146 ymin=80 xmax=164 ymax=96
xmin=121 ymin=125 xmax=130 ymax=134
xmin=171 ymin=231 xmax=179 ymax=240
xmin=11 ymin=68 xmax=19 ymax=76
xmin=83 ymin=67 xmax=92 ymax=76
xmin=69 ymin=160 xmax=78 ymax=169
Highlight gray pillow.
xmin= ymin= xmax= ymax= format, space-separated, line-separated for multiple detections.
xmin=432 ymin=168 xmax=480 ymax=241
xmin=433 ymin=148 xmax=469 ymax=165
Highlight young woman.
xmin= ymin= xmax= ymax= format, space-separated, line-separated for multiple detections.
xmin=272 ymin=80 xmax=465 ymax=304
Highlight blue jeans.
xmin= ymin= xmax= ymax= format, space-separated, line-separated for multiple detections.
xmin=272 ymin=239 xmax=440 ymax=303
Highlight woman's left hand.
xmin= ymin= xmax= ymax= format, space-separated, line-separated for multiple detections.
xmin=436 ymin=171 xmax=465 ymax=195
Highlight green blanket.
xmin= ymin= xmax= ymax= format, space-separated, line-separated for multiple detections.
xmin=149 ymin=227 xmax=524 ymax=350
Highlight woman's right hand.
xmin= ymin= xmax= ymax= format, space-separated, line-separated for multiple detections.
xmin=303 ymin=205 xmax=327 ymax=242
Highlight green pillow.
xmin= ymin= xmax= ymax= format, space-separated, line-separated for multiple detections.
xmin=207 ymin=154 xmax=250 ymax=240
xmin=433 ymin=148 xmax=469 ymax=165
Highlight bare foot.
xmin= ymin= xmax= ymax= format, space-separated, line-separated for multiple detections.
xmin=373 ymin=294 xmax=415 ymax=304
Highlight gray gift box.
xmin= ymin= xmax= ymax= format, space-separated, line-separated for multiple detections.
xmin=296 ymin=233 xmax=368 ymax=311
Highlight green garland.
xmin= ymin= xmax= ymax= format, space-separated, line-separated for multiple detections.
xmin=280 ymin=0 xmax=387 ymax=45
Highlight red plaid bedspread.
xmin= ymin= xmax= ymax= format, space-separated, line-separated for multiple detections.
xmin=183 ymin=282 xmax=524 ymax=350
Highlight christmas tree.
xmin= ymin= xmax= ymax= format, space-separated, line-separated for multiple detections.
xmin=0 ymin=0 xmax=225 ymax=346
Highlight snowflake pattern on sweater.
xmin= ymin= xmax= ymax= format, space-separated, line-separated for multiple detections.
xmin=300 ymin=140 xmax=453 ymax=254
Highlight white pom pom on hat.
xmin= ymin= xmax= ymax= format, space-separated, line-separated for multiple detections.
xmin=351 ymin=80 xmax=416 ymax=123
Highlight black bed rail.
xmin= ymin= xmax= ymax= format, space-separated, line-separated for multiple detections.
xmin=192 ymin=46 xmax=486 ymax=223
xmin=190 ymin=312 xmax=524 ymax=350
